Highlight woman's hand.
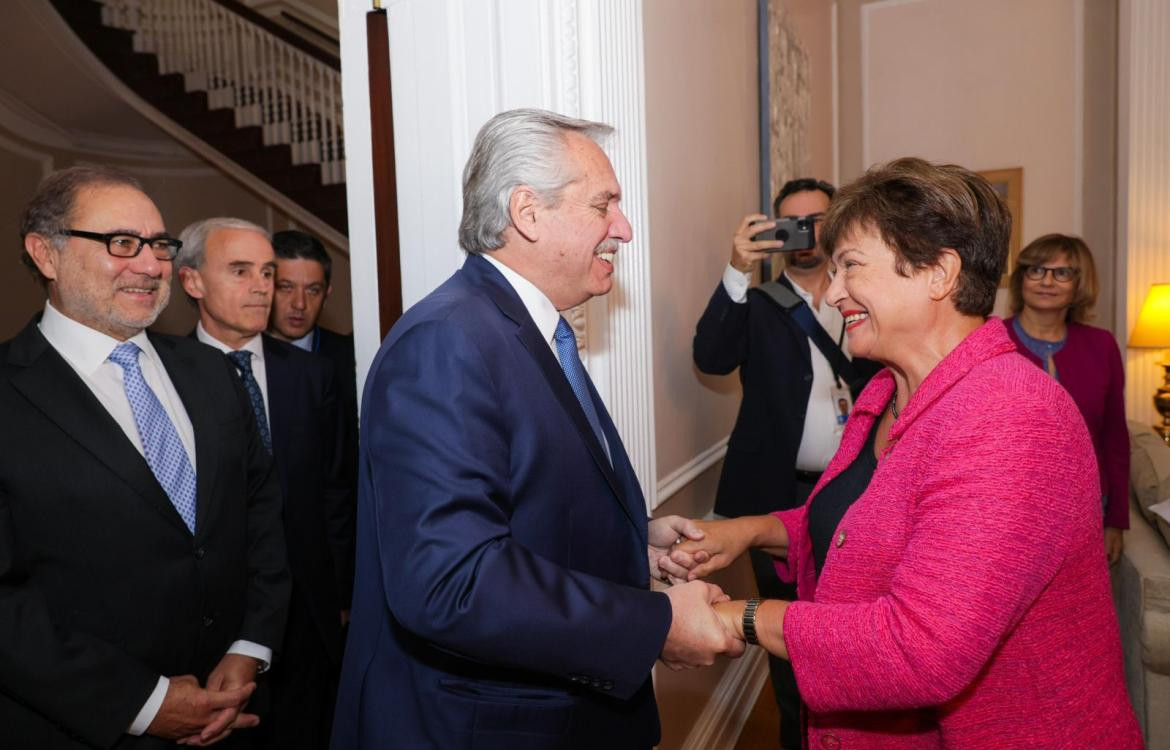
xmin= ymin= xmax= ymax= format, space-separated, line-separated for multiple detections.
xmin=1105 ymin=527 xmax=1124 ymax=566
xmin=648 ymin=515 xmax=706 ymax=584
xmin=665 ymin=515 xmax=786 ymax=581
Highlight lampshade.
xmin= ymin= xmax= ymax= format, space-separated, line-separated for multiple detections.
xmin=1130 ymin=283 xmax=1170 ymax=348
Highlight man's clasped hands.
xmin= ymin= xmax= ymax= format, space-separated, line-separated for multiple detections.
xmin=649 ymin=515 xmax=778 ymax=670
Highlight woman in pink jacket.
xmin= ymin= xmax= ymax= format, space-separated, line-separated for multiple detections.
xmin=671 ymin=158 xmax=1141 ymax=748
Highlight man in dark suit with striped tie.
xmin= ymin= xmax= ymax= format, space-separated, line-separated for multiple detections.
xmin=0 ymin=165 xmax=290 ymax=749
xmin=177 ymin=217 xmax=354 ymax=750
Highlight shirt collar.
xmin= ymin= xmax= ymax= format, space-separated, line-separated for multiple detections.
xmin=482 ymin=253 xmax=560 ymax=347
xmin=290 ymin=330 xmax=314 ymax=351
xmin=195 ymin=321 xmax=265 ymax=362
xmin=783 ymin=270 xmax=815 ymax=305
xmin=39 ymin=300 xmax=158 ymax=374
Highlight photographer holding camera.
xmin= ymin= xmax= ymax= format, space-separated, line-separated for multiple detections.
xmin=693 ymin=177 xmax=881 ymax=748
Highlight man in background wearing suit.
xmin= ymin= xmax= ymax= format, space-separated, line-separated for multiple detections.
xmin=333 ymin=109 xmax=744 ymax=750
xmin=177 ymin=218 xmax=354 ymax=750
xmin=693 ymin=179 xmax=882 ymax=748
xmin=267 ymin=229 xmax=358 ymax=485
xmin=0 ymin=165 xmax=290 ymax=749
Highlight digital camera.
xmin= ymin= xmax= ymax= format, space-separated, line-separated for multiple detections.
xmin=750 ymin=214 xmax=818 ymax=252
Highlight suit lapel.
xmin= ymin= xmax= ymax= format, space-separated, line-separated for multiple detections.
xmin=463 ymin=255 xmax=637 ymax=529
xmin=151 ymin=333 xmax=220 ymax=536
xmin=7 ymin=323 xmax=190 ymax=534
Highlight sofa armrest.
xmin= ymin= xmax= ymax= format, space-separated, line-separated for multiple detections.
xmin=1121 ymin=505 xmax=1170 ymax=675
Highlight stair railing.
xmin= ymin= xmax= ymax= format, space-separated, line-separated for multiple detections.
xmin=98 ymin=0 xmax=344 ymax=185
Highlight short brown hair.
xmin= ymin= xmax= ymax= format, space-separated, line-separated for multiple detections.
xmin=1009 ymin=233 xmax=1098 ymax=323
xmin=819 ymin=157 xmax=1011 ymax=317
xmin=19 ymin=164 xmax=145 ymax=285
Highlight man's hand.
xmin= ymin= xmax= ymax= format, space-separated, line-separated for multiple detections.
xmin=649 ymin=515 xmax=705 ymax=584
xmin=146 ymin=675 xmax=255 ymax=742
xmin=176 ymin=653 xmax=262 ymax=746
xmin=730 ymin=213 xmax=784 ymax=273
xmin=1105 ymin=527 xmax=1124 ymax=566
xmin=660 ymin=581 xmax=745 ymax=670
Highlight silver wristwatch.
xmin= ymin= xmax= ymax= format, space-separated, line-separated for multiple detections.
xmin=743 ymin=597 xmax=761 ymax=645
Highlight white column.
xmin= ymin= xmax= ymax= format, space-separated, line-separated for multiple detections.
xmin=1118 ymin=0 xmax=1170 ymax=425
xmin=337 ymin=0 xmax=658 ymax=506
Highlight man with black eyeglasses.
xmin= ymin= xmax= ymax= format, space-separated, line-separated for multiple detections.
xmin=0 ymin=164 xmax=290 ymax=749
xmin=693 ymin=178 xmax=881 ymax=748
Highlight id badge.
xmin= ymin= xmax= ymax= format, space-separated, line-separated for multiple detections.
xmin=831 ymin=384 xmax=852 ymax=432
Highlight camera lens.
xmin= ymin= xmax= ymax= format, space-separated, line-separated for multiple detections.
xmin=776 ymin=228 xmax=790 ymax=242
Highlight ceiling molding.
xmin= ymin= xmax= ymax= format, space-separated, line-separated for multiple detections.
xmin=0 ymin=86 xmax=197 ymax=163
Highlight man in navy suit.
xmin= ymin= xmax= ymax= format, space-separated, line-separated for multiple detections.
xmin=177 ymin=218 xmax=354 ymax=750
xmin=0 ymin=166 xmax=289 ymax=748
xmin=333 ymin=109 xmax=744 ymax=749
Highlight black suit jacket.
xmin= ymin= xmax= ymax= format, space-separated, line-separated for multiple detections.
xmin=312 ymin=327 xmax=358 ymax=495
xmin=693 ymin=277 xmax=882 ymax=517
xmin=0 ymin=320 xmax=290 ymax=750
xmin=261 ymin=335 xmax=355 ymax=667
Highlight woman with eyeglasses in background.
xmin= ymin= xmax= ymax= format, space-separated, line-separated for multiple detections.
xmin=1006 ymin=234 xmax=1129 ymax=564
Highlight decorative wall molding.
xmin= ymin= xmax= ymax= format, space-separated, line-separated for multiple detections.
xmin=677 ymin=647 xmax=769 ymax=750
xmin=1118 ymin=0 xmax=1170 ymax=425
xmin=0 ymin=130 xmax=54 ymax=177
xmin=657 ymin=438 xmax=728 ymax=505
xmin=0 ymin=87 xmax=194 ymax=163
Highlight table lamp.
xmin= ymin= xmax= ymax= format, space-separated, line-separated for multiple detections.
xmin=1130 ymin=283 xmax=1170 ymax=444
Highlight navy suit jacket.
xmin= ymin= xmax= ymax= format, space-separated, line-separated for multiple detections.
xmin=0 ymin=320 xmax=289 ymax=750
xmin=693 ymin=277 xmax=881 ymax=517
xmin=333 ymin=254 xmax=672 ymax=750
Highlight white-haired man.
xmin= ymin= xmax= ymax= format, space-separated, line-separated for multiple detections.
xmin=177 ymin=219 xmax=354 ymax=750
xmin=332 ymin=109 xmax=744 ymax=750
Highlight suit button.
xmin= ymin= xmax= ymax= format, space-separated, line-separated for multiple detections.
xmin=821 ymin=733 xmax=841 ymax=749
xmin=194 ymin=547 xmax=206 ymax=560
xmin=836 ymin=531 xmax=846 ymax=548
xmin=202 ymin=616 xmax=215 ymax=627
xmin=602 ymin=681 xmax=613 ymax=691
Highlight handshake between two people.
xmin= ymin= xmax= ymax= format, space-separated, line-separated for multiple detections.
xmin=649 ymin=514 xmax=790 ymax=670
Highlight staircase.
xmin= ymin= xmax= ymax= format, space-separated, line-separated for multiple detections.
xmin=48 ymin=0 xmax=348 ymax=236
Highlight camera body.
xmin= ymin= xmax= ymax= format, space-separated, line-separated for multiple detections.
xmin=750 ymin=215 xmax=818 ymax=252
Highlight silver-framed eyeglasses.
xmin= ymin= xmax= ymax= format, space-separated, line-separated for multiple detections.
xmin=61 ymin=229 xmax=182 ymax=261
xmin=1022 ymin=264 xmax=1078 ymax=283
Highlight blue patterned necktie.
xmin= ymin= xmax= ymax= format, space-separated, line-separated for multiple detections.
xmin=554 ymin=316 xmax=611 ymax=464
xmin=226 ymin=350 xmax=272 ymax=454
xmin=107 ymin=342 xmax=198 ymax=533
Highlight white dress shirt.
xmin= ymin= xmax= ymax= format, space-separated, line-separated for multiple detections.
xmin=195 ymin=323 xmax=271 ymax=431
xmin=721 ymin=264 xmax=851 ymax=472
xmin=290 ymin=330 xmax=314 ymax=352
xmin=39 ymin=304 xmax=271 ymax=735
xmin=482 ymin=254 xmax=611 ymax=456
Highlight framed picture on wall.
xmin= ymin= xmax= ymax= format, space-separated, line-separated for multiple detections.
xmin=978 ymin=167 xmax=1023 ymax=287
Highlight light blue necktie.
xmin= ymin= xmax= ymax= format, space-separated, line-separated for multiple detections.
xmin=554 ymin=317 xmax=611 ymax=464
xmin=226 ymin=350 xmax=272 ymax=454
xmin=108 ymin=342 xmax=198 ymax=533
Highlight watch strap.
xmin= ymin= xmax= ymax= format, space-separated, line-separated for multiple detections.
xmin=743 ymin=597 xmax=761 ymax=645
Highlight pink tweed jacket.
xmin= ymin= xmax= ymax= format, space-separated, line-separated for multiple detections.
xmin=773 ymin=319 xmax=1141 ymax=748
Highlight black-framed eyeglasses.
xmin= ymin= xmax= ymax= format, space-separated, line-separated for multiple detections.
xmin=61 ymin=229 xmax=182 ymax=261
xmin=1022 ymin=264 xmax=1078 ymax=283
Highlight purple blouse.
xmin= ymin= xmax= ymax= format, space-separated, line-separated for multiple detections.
xmin=1006 ymin=318 xmax=1130 ymax=529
